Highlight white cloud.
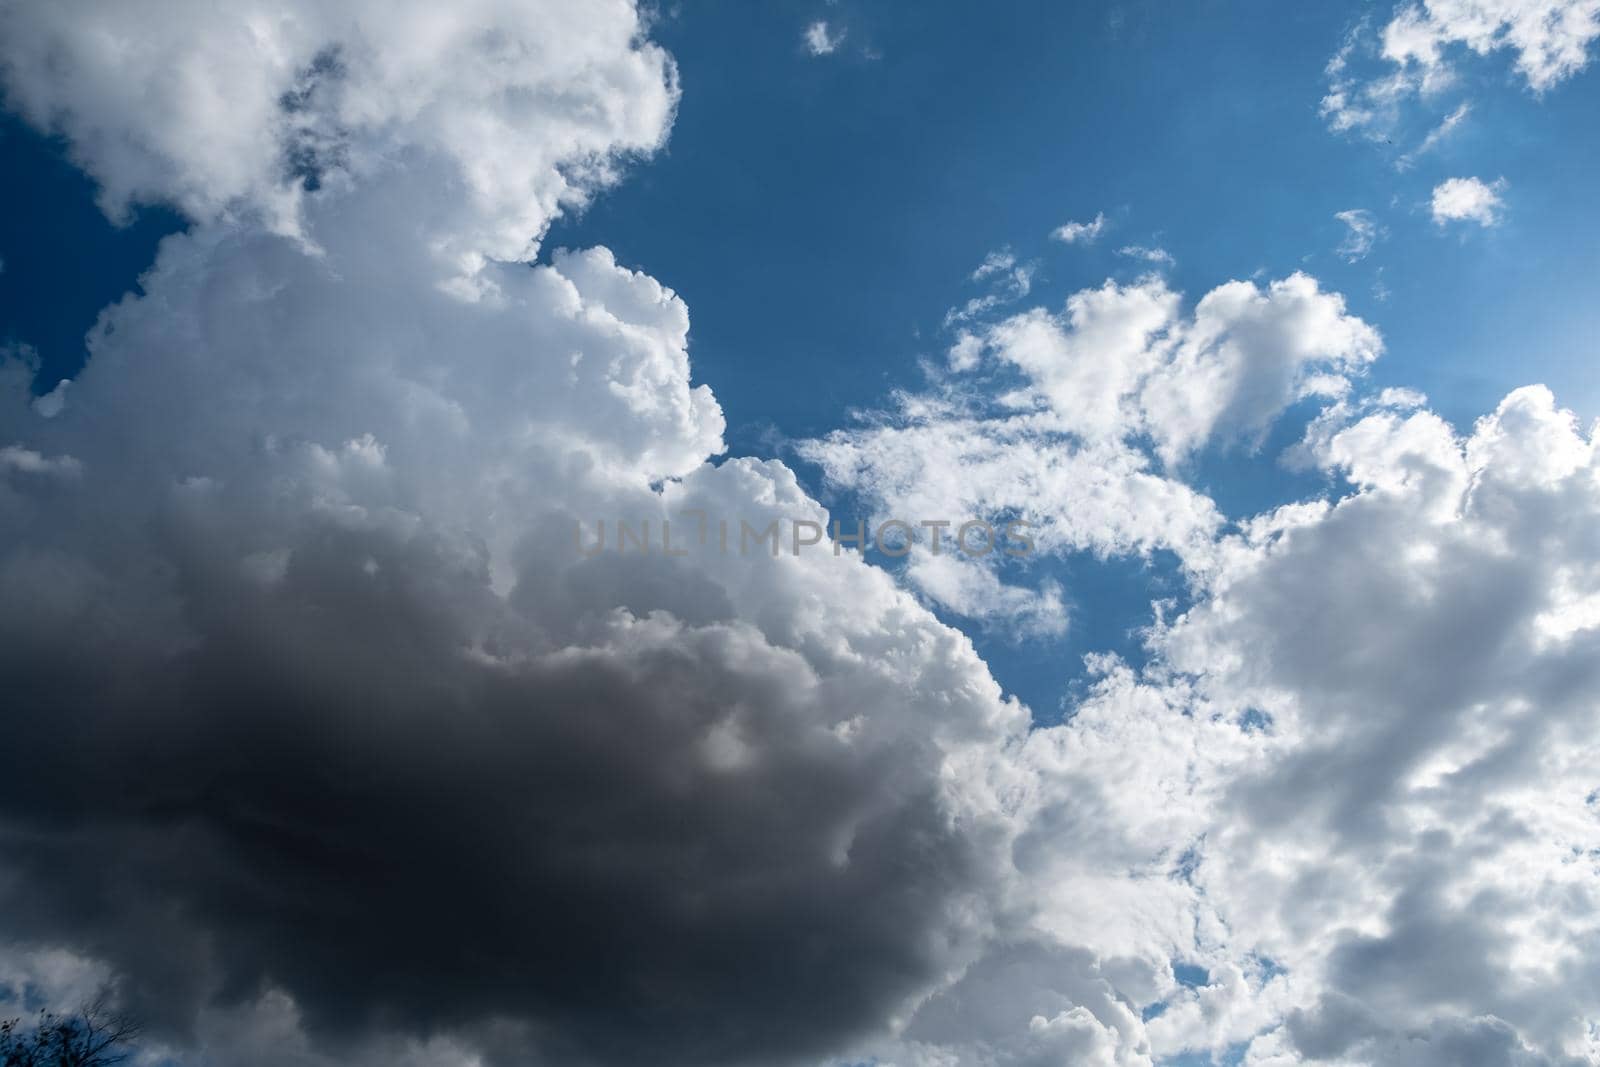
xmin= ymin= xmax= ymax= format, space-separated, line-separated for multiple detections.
xmin=947 ymin=330 xmax=985 ymax=372
xmin=0 ymin=0 xmax=679 ymax=278
xmin=853 ymin=380 xmax=1600 ymax=1067
xmin=1431 ymin=174 xmax=1507 ymax=225
xmin=1384 ymin=0 xmax=1600 ymax=92
xmin=1397 ymin=100 xmax=1471 ymax=169
xmin=1323 ymin=1 xmax=1598 ymax=140
xmin=804 ymin=19 xmax=844 ymax=56
xmin=800 ymin=271 xmax=1379 ymax=625
xmin=1334 ymin=207 xmax=1385 ymax=262
xmin=907 ymin=551 xmax=1069 ymax=637
xmin=1149 ymin=384 xmax=1600 ymax=1066
xmin=1117 ymin=244 xmax=1176 ymax=267
xmin=1052 ymin=211 xmax=1108 ymax=244
xmin=944 ymin=249 xmax=1036 ymax=327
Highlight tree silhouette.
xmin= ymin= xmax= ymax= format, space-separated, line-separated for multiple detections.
xmin=0 ymin=1000 xmax=141 ymax=1067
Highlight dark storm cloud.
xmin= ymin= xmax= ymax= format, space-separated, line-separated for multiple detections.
xmin=0 ymin=513 xmax=995 ymax=1065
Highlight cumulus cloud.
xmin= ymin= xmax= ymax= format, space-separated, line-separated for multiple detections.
xmin=7 ymin=5 xmax=1600 ymax=1067
xmin=1432 ymin=175 xmax=1508 ymax=225
xmin=841 ymin=383 xmax=1600 ymax=1067
xmin=0 ymin=0 xmax=679 ymax=278
xmin=800 ymin=271 xmax=1379 ymax=625
xmin=0 ymin=4 xmax=1028 ymax=1064
xmin=1052 ymin=211 xmax=1108 ymax=245
xmin=806 ymin=235 xmax=1600 ymax=1067
xmin=1153 ymin=385 xmax=1600 ymax=1065
xmin=1383 ymin=0 xmax=1600 ymax=92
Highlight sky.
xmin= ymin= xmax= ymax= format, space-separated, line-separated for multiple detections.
xmin=0 ymin=2 xmax=1599 ymax=1066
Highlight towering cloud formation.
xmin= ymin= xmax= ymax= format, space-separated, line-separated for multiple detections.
xmin=0 ymin=4 xmax=1026 ymax=1064
xmin=4 ymin=4 xmax=1600 ymax=1067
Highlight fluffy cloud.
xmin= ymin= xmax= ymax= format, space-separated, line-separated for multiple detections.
xmin=1321 ymin=1 xmax=1598 ymax=140
xmin=850 ymin=385 xmax=1600 ymax=1067
xmin=1053 ymin=212 xmax=1108 ymax=245
xmin=1152 ymin=385 xmax=1600 ymax=1065
xmin=6 ymin=4 xmax=1600 ymax=1067
xmin=0 ymin=4 xmax=1031 ymax=1065
xmin=801 ymin=273 xmax=1380 ymax=630
xmin=1383 ymin=0 xmax=1600 ymax=92
xmin=806 ymin=252 xmax=1600 ymax=1067
xmin=1432 ymin=175 xmax=1509 ymax=226
xmin=0 ymin=0 xmax=678 ymax=277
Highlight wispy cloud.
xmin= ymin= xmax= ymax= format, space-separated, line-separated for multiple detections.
xmin=1397 ymin=101 xmax=1470 ymax=170
xmin=1116 ymin=244 xmax=1174 ymax=267
xmin=944 ymin=249 xmax=1035 ymax=327
xmin=1334 ymin=208 xmax=1385 ymax=262
xmin=803 ymin=19 xmax=843 ymax=56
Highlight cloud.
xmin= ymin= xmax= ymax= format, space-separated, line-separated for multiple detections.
xmin=0 ymin=5 xmax=1028 ymax=1064
xmin=1116 ymin=244 xmax=1175 ymax=267
xmin=7 ymin=5 xmax=1600 ymax=1067
xmin=943 ymin=249 xmax=1035 ymax=327
xmin=846 ymin=381 xmax=1600 ymax=1067
xmin=1383 ymin=0 xmax=1600 ymax=93
xmin=1334 ymin=208 xmax=1385 ymax=262
xmin=800 ymin=271 xmax=1379 ymax=624
xmin=1322 ymin=1 xmax=1598 ymax=139
xmin=0 ymin=443 xmax=82 ymax=479
xmin=803 ymin=20 xmax=843 ymax=56
xmin=1396 ymin=100 xmax=1471 ymax=169
xmin=0 ymin=0 xmax=679 ymax=277
xmin=1432 ymin=175 xmax=1507 ymax=225
xmin=1052 ymin=211 xmax=1108 ymax=245
xmin=1151 ymin=384 xmax=1600 ymax=1065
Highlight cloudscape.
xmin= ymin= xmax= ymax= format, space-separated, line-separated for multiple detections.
xmin=1 ymin=2 xmax=1598 ymax=1065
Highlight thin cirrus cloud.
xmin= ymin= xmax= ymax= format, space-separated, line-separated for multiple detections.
xmin=1334 ymin=207 xmax=1386 ymax=261
xmin=2 ymin=3 xmax=1600 ymax=1067
xmin=944 ymin=248 xmax=1036 ymax=327
xmin=1396 ymin=100 xmax=1471 ymax=169
xmin=1117 ymin=243 xmax=1176 ymax=266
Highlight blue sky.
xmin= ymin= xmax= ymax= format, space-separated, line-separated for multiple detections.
xmin=2 ymin=3 xmax=1600 ymax=1064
